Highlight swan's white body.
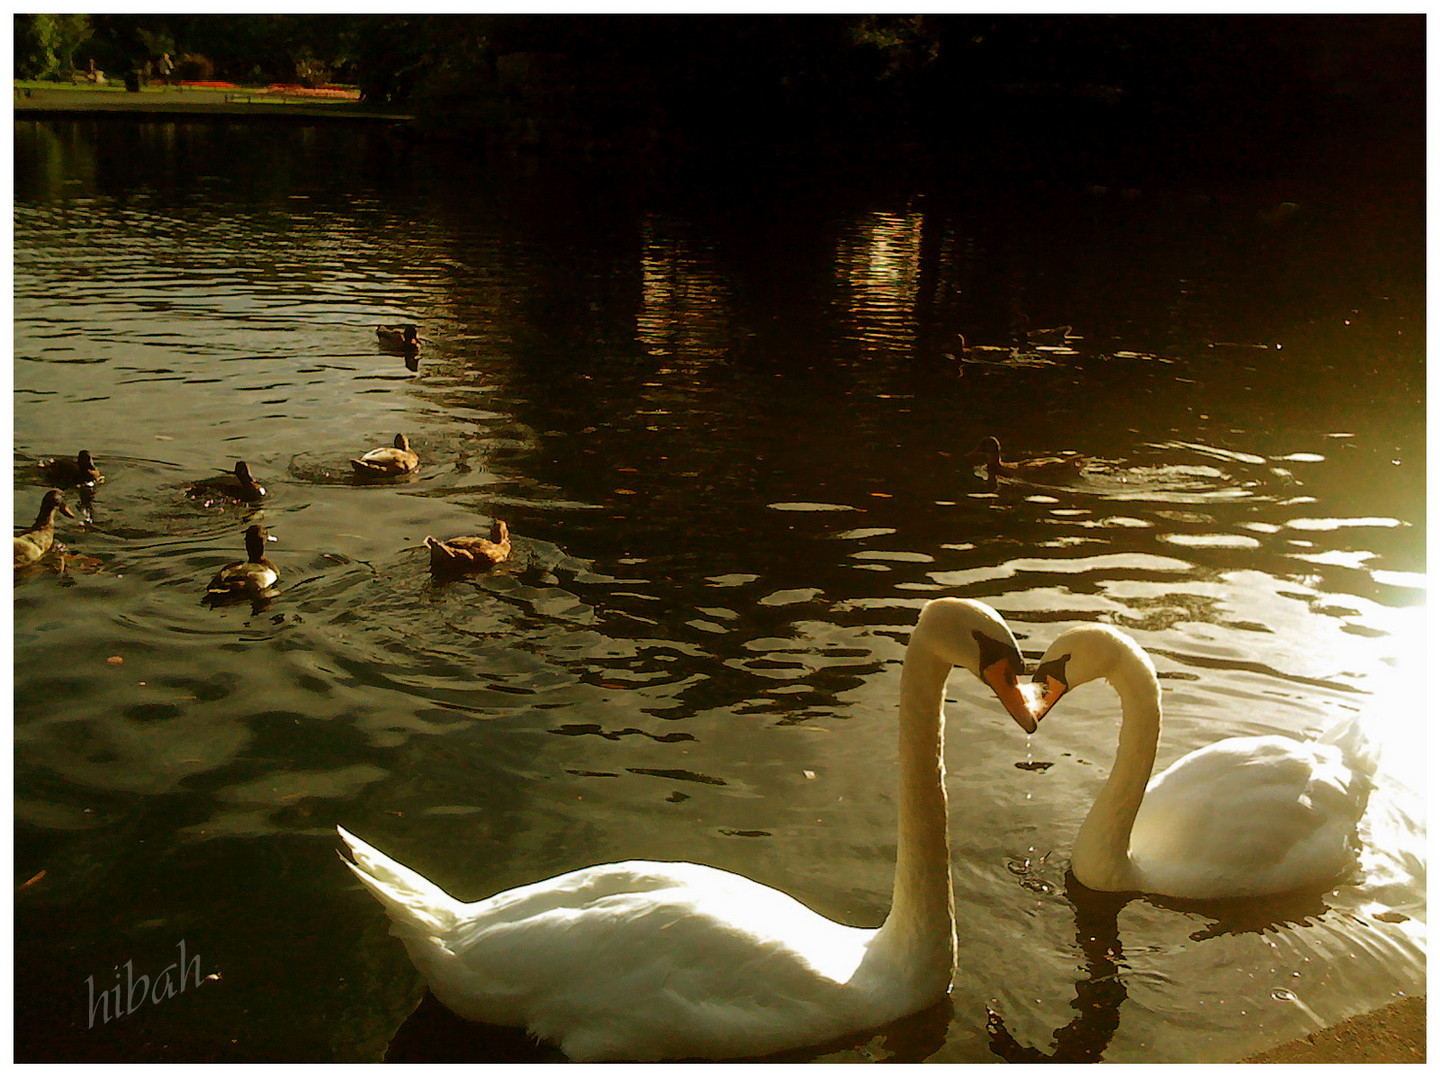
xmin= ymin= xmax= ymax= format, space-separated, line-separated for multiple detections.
xmin=339 ymin=597 xmax=1034 ymax=1061
xmin=1031 ymin=624 xmax=1377 ymax=899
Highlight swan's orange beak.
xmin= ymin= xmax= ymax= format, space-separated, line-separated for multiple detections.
xmin=972 ymin=629 xmax=1040 ymax=733
xmin=982 ymin=656 xmax=1038 ymax=735
xmin=1028 ymin=653 xmax=1072 ymax=726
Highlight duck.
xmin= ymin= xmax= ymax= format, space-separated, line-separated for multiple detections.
xmin=14 ymin=489 xmax=77 ymax=568
xmin=969 ymin=436 xmax=1085 ymax=481
xmin=1019 ymin=325 xmax=1076 ymax=348
xmin=189 ymin=461 xmax=267 ymax=503
xmin=951 ymin=334 xmax=1015 ymax=364
xmin=424 ymin=519 xmax=510 ymax=575
xmin=42 ymin=449 xmax=104 ymax=487
xmin=377 ymin=324 xmax=420 ymax=353
xmin=338 ymin=597 xmax=1038 ymax=1062
xmin=351 ymin=433 xmax=419 ymax=479
xmin=1027 ymin=623 xmax=1378 ymax=899
xmin=205 ymin=524 xmax=279 ymax=601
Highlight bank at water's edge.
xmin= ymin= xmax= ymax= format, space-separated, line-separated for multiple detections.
xmin=13 ymin=84 xmax=410 ymax=123
xmin=1242 ymin=997 xmax=1425 ymax=1064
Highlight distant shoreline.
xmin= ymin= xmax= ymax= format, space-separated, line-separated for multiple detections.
xmin=13 ymin=84 xmax=411 ymax=124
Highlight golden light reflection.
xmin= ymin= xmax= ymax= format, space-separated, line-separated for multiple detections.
xmin=1354 ymin=600 xmax=1427 ymax=795
xmin=832 ymin=210 xmax=924 ymax=353
xmin=637 ymin=213 xmax=735 ymax=362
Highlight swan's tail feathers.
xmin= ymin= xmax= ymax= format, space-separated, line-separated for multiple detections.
xmin=337 ymin=826 xmax=464 ymax=940
xmin=1319 ymin=714 xmax=1381 ymax=779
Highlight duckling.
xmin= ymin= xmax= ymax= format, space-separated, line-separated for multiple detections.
xmin=42 ymin=449 xmax=104 ymax=487
xmin=970 ymin=436 xmax=1085 ymax=481
xmin=377 ymin=324 xmax=420 ymax=353
xmin=190 ymin=461 xmax=267 ymax=503
xmin=425 ymin=519 xmax=511 ymax=576
xmin=14 ymin=489 xmax=77 ymax=568
xmin=351 ymin=434 xmax=419 ymax=479
xmin=205 ymin=524 xmax=279 ymax=600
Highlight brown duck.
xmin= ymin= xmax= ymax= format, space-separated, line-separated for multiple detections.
xmin=42 ymin=449 xmax=104 ymax=487
xmin=425 ymin=520 xmax=511 ymax=576
xmin=969 ymin=436 xmax=1085 ymax=481
xmin=205 ymin=524 xmax=280 ymax=600
xmin=15 ymin=489 xmax=77 ymax=568
xmin=190 ymin=461 xmax=267 ymax=503
xmin=352 ymin=433 xmax=419 ymax=479
xmin=377 ymin=324 xmax=420 ymax=353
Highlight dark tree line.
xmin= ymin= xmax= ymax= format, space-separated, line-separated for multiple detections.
xmin=15 ymin=14 xmax=363 ymax=85
xmin=13 ymin=14 xmax=1422 ymax=180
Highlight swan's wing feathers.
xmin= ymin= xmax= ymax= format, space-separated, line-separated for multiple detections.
xmin=529 ymin=887 xmax=869 ymax=1060
xmin=422 ymin=861 xmax=871 ymax=1060
xmin=1318 ymin=714 xmax=1380 ymax=778
xmin=454 ymin=861 xmax=863 ymax=982
xmin=1134 ymin=736 xmax=1367 ymax=895
xmin=459 ymin=860 xmax=714 ymax=927
xmin=337 ymin=827 xmax=465 ymax=938
xmin=336 ymin=842 xmax=878 ymax=1060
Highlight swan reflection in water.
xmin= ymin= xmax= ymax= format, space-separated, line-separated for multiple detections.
xmin=986 ymin=875 xmax=1129 ymax=1064
xmin=984 ymin=874 xmax=1341 ymax=1063
xmin=388 ymin=988 xmax=956 ymax=1063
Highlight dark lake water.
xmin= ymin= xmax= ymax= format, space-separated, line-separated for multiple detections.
xmin=12 ymin=117 xmax=1425 ymax=1063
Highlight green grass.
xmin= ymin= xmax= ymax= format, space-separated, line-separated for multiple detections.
xmin=14 ymin=77 xmax=140 ymax=93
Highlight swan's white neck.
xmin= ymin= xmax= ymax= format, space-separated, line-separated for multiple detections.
xmin=1072 ymin=644 xmax=1160 ymax=892
xmin=869 ymin=634 xmax=956 ymax=990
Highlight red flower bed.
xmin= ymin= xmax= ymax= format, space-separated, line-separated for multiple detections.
xmin=266 ymin=84 xmax=361 ymax=100
xmin=168 ymin=79 xmax=360 ymax=101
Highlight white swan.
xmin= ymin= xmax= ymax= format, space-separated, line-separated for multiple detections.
xmin=338 ymin=597 xmax=1036 ymax=1062
xmin=1028 ymin=623 xmax=1377 ymax=899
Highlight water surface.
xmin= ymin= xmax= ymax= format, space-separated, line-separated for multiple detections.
xmin=12 ymin=118 xmax=1425 ymax=1063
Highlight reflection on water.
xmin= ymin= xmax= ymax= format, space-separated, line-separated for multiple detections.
xmin=637 ymin=213 xmax=737 ymax=362
xmin=985 ymin=879 xmax=1129 ymax=1063
xmin=833 ymin=210 xmax=924 ymax=354
xmin=13 ymin=119 xmax=1424 ymax=1063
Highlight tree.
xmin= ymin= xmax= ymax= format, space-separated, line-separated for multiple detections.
xmin=14 ymin=14 xmax=92 ymax=79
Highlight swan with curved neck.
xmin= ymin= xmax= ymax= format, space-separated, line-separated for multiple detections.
xmin=339 ymin=598 xmax=1035 ymax=1061
xmin=1030 ymin=623 xmax=1376 ymax=899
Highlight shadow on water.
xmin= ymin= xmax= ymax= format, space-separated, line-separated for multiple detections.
xmin=386 ymin=993 xmax=567 ymax=1063
xmin=983 ymin=873 xmax=1344 ymax=1063
xmin=986 ymin=875 xmax=1130 ymax=1063
xmin=386 ymin=986 xmax=955 ymax=1064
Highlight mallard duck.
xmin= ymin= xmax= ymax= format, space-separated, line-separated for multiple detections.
xmin=14 ymin=489 xmax=77 ymax=568
xmin=425 ymin=519 xmax=510 ymax=575
xmin=970 ymin=436 xmax=1085 ymax=481
xmin=205 ymin=524 xmax=279 ymax=600
xmin=352 ymin=433 xmax=419 ymax=478
xmin=42 ymin=450 xmax=103 ymax=487
xmin=189 ymin=461 xmax=267 ymax=503
xmin=337 ymin=599 xmax=1038 ymax=1062
xmin=377 ymin=324 xmax=420 ymax=352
